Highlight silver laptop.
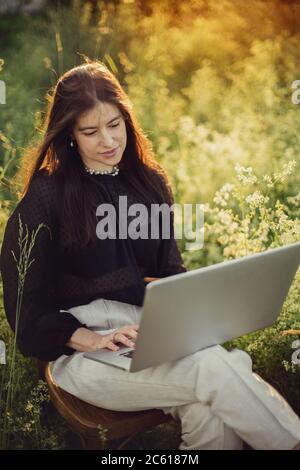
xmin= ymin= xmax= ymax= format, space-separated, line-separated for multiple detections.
xmin=83 ymin=241 xmax=300 ymax=373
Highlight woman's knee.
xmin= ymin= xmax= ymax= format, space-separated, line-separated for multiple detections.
xmin=190 ymin=345 xmax=253 ymax=401
xmin=197 ymin=344 xmax=253 ymax=372
xmin=229 ymin=347 xmax=253 ymax=369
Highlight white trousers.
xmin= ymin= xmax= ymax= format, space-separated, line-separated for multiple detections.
xmin=51 ymin=298 xmax=300 ymax=450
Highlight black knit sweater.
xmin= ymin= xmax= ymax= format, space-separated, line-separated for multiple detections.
xmin=0 ymin=168 xmax=186 ymax=361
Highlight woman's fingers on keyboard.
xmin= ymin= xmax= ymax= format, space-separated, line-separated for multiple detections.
xmin=128 ymin=329 xmax=138 ymax=339
xmin=117 ymin=333 xmax=135 ymax=348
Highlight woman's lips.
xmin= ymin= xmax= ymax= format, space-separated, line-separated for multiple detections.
xmin=100 ymin=145 xmax=119 ymax=157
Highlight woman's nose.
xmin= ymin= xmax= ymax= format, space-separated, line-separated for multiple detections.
xmin=98 ymin=129 xmax=114 ymax=143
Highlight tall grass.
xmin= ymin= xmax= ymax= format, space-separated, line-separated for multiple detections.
xmin=0 ymin=215 xmax=51 ymax=449
xmin=0 ymin=0 xmax=299 ymax=449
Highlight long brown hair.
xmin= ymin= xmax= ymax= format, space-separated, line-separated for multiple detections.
xmin=17 ymin=59 xmax=173 ymax=252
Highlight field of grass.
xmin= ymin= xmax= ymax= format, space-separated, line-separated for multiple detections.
xmin=0 ymin=0 xmax=299 ymax=449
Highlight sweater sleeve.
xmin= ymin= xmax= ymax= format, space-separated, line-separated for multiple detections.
xmin=0 ymin=172 xmax=84 ymax=361
xmin=156 ymin=172 xmax=187 ymax=277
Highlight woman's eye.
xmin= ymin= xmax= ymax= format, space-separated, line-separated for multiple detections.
xmin=84 ymin=122 xmax=120 ymax=136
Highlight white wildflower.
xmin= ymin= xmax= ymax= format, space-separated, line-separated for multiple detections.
xmin=213 ymin=183 xmax=234 ymax=207
xmin=245 ymin=191 xmax=269 ymax=210
xmin=274 ymin=160 xmax=297 ymax=183
xmin=262 ymin=174 xmax=274 ymax=188
xmin=25 ymin=403 xmax=34 ymax=413
xmin=235 ymin=164 xmax=257 ymax=185
xmin=218 ymin=209 xmax=234 ymax=226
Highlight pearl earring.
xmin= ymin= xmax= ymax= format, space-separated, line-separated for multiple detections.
xmin=70 ymin=139 xmax=74 ymax=147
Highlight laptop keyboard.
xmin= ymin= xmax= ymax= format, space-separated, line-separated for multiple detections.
xmin=120 ymin=350 xmax=134 ymax=358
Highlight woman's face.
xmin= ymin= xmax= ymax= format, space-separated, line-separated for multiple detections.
xmin=72 ymin=101 xmax=127 ymax=172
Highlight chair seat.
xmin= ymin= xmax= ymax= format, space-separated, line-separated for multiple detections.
xmin=45 ymin=363 xmax=173 ymax=446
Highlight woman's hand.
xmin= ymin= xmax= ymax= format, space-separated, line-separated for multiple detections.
xmin=101 ymin=325 xmax=139 ymax=351
xmin=66 ymin=324 xmax=139 ymax=353
xmin=143 ymin=277 xmax=161 ymax=283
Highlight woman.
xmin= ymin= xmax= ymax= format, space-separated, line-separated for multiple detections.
xmin=1 ymin=60 xmax=300 ymax=450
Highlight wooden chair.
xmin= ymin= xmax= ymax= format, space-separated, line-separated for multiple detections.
xmin=39 ymin=361 xmax=173 ymax=450
xmin=39 ymin=277 xmax=175 ymax=450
